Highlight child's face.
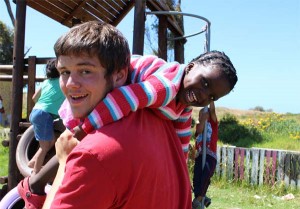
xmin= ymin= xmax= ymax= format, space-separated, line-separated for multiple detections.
xmin=177 ymin=63 xmax=231 ymax=107
xmin=57 ymin=54 xmax=113 ymax=119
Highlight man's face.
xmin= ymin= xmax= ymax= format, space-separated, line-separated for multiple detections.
xmin=177 ymin=63 xmax=231 ymax=107
xmin=57 ymin=54 xmax=112 ymax=119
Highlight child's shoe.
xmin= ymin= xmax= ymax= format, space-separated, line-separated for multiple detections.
xmin=192 ymin=198 xmax=201 ymax=209
xmin=204 ymin=196 xmax=211 ymax=207
xmin=17 ymin=177 xmax=46 ymax=209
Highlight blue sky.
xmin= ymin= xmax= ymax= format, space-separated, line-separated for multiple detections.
xmin=1 ymin=0 xmax=299 ymax=114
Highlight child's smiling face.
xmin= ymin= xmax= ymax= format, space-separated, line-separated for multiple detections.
xmin=177 ymin=62 xmax=231 ymax=107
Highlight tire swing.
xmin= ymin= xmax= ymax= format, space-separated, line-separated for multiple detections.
xmin=0 ymin=187 xmax=24 ymax=209
xmin=0 ymin=185 xmax=52 ymax=209
xmin=16 ymin=119 xmax=65 ymax=177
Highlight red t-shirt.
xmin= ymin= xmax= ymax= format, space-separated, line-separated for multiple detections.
xmin=50 ymin=109 xmax=191 ymax=209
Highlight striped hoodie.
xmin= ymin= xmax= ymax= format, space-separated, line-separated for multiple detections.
xmin=60 ymin=55 xmax=193 ymax=158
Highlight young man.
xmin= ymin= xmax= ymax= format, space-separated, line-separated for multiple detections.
xmin=42 ymin=21 xmax=192 ymax=209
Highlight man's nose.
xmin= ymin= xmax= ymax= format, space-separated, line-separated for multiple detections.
xmin=66 ymin=74 xmax=80 ymax=88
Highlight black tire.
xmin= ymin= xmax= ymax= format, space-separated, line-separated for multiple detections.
xmin=16 ymin=119 xmax=64 ymax=177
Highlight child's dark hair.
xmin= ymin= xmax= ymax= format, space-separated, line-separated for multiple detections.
xmin=191 ymin=50 xmax=238 ymax=90
xmin=45 ymin=59 xmax=59 ymax=79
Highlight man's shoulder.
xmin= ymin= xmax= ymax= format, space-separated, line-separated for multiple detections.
xmin=79 ymin=109 xmax=174 ymax=150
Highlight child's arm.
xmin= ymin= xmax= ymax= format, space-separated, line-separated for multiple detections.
xmin=172 ymin=107 xmax=193 ymax=159
xmin=209 ymin=101 xmax=217 ymax=123
xmin=195 ymin=108 xmax=209 ymax=136
xmin=63 ymin=55 xmax=184 ymax=134
xmin=32 ymin=87 xmax=42 ymax=103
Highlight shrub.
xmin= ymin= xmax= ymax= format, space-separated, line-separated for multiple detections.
xmin=218 ymin=113 xmax=263 ymax=146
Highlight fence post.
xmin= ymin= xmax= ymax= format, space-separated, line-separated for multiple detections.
xmin=259 ymin=149 xmax=265 ymax=185
xmin=216 ymin=146 xmax=221 ymax=178
xmin=271 ymin=151 xmax=277 ymax=186
xmin=251 ymin=148 xmax=259 ymax=185
xmin=221 ymin=146 xmax=227 ymax=179
xmin=277 ymin=151 xmax=285 ymax=185
xmin=284 ymin=153 xmax=291 ymax=188
xmin=227 ymin=146 xmax=235 ymax=180
xmin=234 ymin=148 xmax=239 ymax=181
xmin=240 ymin=149 xmax=245 ymax=181
xmin=290 ymin=154 xmax=298 ymax=189
xmin=245 ymin=149 xmax=251 ymax=183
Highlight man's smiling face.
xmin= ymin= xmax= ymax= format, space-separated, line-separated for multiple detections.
xmin=57 ymin=54 xmax=112 ymax=119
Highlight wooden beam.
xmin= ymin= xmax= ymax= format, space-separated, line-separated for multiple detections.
xmin=158 ymin=15 xmax=167 ymax=61
xmin=9 ymin=0 xmax=27 ymax=191
xmin=132 ymin=0 xmax=146 ymax=55
xmin=174 ymin=39 xmax=184 ymax=63
xmin=0 ymin=75 xmax=45 ymax=82
xmin=112 ymin=1 xmax=135 ymax=26
xmin=0 ymin=65 xmax=29 ymax=75
xmin=27 ymin=56 xmax=37 ymax=119
xmin=146 ymin=0 xmax=184 ymax=37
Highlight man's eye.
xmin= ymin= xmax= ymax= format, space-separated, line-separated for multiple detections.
xmin=82 ymin=70 xmax=91 ymax=74
xmin=204 ymin=82 xmax=208 ymax=87
xmin=59 ymin=71 xmax=69 ymax=76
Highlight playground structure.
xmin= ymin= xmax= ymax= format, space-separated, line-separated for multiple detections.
xmin=0 ymin=0 xmax=211 ymax=199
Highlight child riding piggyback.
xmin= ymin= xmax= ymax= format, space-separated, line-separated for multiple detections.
xmin=59 ymin=50 xmax=238 ymax=159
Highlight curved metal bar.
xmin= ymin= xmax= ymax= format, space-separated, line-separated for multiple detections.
xmin=145 ymin=11 xmax=210 ymax=51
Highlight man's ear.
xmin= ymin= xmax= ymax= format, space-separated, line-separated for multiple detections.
xmin=112 ymin=68 xmax=128 ymax=88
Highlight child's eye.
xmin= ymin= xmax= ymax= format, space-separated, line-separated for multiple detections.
xmin=202 ymin=78 xmax=209 ymax=88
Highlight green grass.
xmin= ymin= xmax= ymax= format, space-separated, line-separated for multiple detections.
xmin=251 ymin=133 xmax=300 ymax=151
xmin=205 ymin=178 xmax=300 ymax=209
xmin=0 ymin=134 xmax=9 ymax=177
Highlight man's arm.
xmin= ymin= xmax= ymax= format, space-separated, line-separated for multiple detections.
xmin=43 ymin=130 xmax=79 ymax=209
xmin=48 ymin=149 xmax=116 ymax=209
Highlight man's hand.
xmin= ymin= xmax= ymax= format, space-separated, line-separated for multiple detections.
xmin=55 ymin=129 xmax=79 ymax=164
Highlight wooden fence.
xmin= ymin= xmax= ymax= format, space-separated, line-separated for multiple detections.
xmin=215 ymin=146 xmax=300 ymax=189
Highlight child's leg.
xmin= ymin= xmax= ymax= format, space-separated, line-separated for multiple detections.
xmin=28 ymin=148 xmax=42 ymax=168
xmin=33 ymin=140 xmax=55 ymax=174
xmin=193 ymin=154 xmax=217 ymax=199
xmin=193 ymin=155 xmax=203 ymax=199
xmin=29 ymin=109 xmax=55 ymax=173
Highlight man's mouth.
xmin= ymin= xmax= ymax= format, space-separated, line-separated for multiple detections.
xmin=70 ymin=94 xmax=88 ymax=100
xmin=69 ymin=94 xmax=88 ymax=104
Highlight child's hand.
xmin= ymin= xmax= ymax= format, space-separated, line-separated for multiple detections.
xmin=198 ymin=108 xmax=209 ymax=123
xmin=55 ymin=129 xmax=79 ymax=164
xmin=73 ymin=125 xmax=87 ymax=141
xmin=190 ymin=144 xmax=196 ymax=160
